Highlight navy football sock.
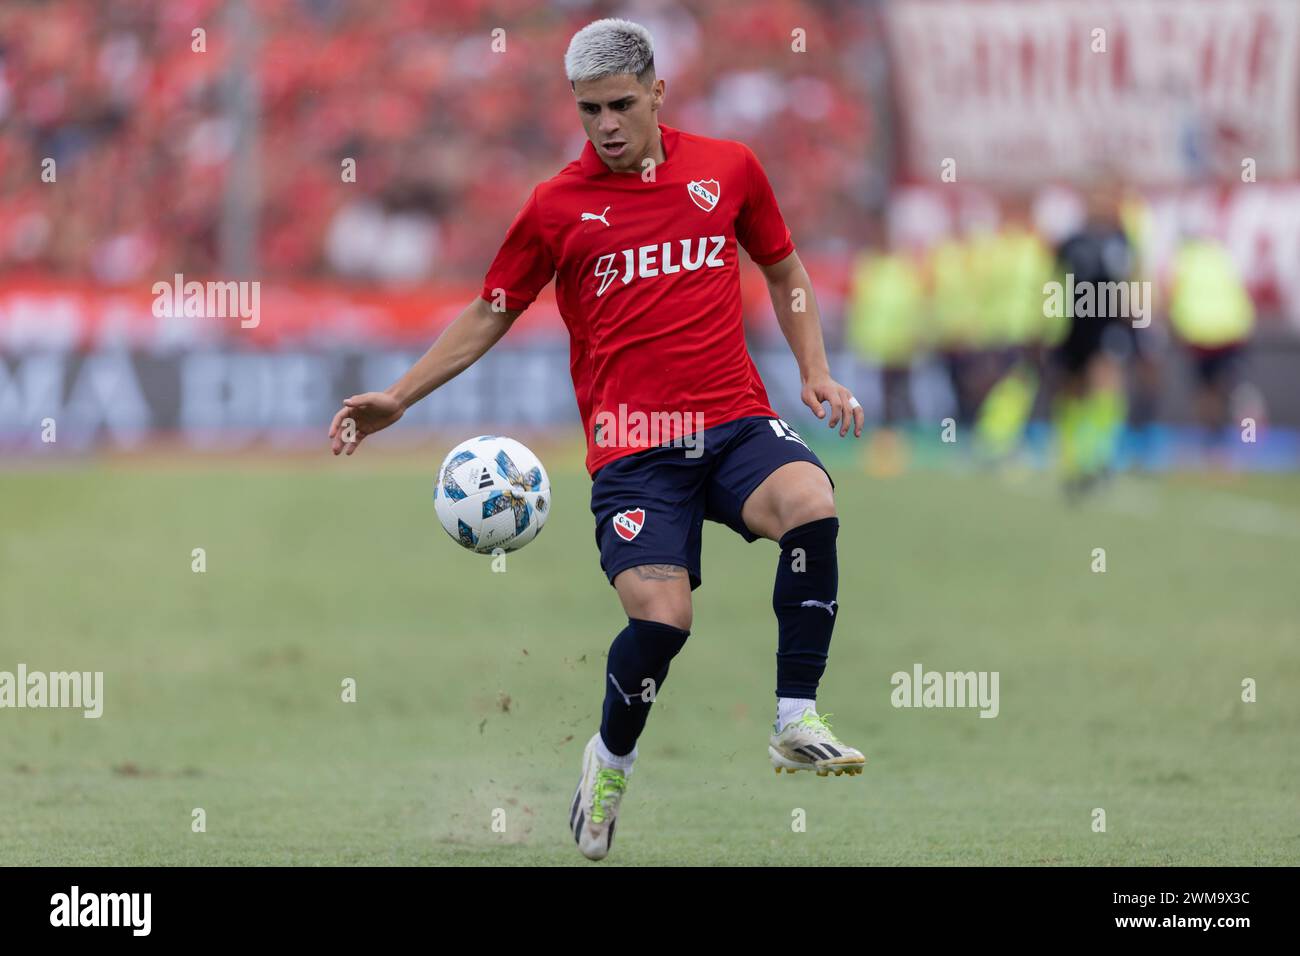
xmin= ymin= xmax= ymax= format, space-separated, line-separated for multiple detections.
xmin=600 ymin=618 xmax=690 ymax=756
xmin=773 ymin=516 xmax=840 ymax=699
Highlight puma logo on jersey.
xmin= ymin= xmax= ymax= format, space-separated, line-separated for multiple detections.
xmin=801 ymin=599 xmax=837 ymax=616
xmin=593 ymin=235 xmax=726 ymax=297
xmin=581 ymin=206 xmax=611 ymax=226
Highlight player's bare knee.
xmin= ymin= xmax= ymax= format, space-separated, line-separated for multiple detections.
xmin=647 ymin=603 xmax=692 ymax=632
xmin=628 ymin=594 xmax=692 ymax=632
xmin=777 ymin=480 xmax=835 ymax=536
xmin=615 ymin=567 xmax=693 ymax=632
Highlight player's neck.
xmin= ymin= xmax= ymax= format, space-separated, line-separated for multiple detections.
xmin=646 ymin=126 xmax=666 ymax=166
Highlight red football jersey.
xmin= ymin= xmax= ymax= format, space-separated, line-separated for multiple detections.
xmin=481 ymin=123 xmax=795 ymax=475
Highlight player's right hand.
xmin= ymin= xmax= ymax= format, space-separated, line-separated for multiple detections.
xmin=328 ymin=391 xmax=404 ymax=456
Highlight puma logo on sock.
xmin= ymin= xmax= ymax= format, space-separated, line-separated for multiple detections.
xmin=608 ymin=673 xmax=634 ymax=706
xmin=800 ymin=599 xmax=837 ymax=616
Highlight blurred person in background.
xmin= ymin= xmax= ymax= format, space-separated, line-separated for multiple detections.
xmin=1050 ymin=180 xmax=1137 ymax=497
xmin=845 ymin=222 xmax=926 ymax=475
xmin=1167 ymin=225 xmax=1257 ymax=456
xmin=927 ymin=224 xmax=981 ymax=428
xmin=1116 ymin=188 xmax=1164 ymax=471
xmin=952 ymin=213 xmax=1030 ymax=443
xmin=972 ymin=199 xmax=1053 ymax=464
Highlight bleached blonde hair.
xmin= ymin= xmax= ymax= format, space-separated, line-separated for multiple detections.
xmin=564 ymin=18 xmax=655 ymax=85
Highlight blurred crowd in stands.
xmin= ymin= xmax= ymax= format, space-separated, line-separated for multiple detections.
xmin=0 ymin=0 xmax=880 ymax=284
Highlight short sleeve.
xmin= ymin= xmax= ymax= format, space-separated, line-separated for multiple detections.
xmin=481 ymin=188 xmax=556 ymax=311
xmin=735 ymin=146 xmax=795 ymax=266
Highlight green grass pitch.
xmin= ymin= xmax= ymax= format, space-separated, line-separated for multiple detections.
xmin=1 ymin=443 xmax=1297 ymax=865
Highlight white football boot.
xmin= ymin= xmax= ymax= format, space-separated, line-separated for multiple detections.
xmin=769 ymin=709 xmax=866 ymax=776
xmin=569 ymin=734 xmax=629 ymax=861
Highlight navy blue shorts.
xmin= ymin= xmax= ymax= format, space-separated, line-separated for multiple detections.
xmin=589 ymin=415 xmax=833 ymax=590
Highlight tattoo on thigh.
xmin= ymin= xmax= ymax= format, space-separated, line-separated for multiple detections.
xmin=632 ymin=563 xmax=687 ymax=581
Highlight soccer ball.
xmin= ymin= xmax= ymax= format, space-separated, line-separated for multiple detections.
xmin=434 ymin=436 xmax=550 ymax=553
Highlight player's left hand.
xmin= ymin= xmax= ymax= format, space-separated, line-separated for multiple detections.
xmin=801 ymin=375 xmax=864 ymax=438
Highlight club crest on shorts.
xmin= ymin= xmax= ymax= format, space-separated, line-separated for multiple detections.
xmin=613 ymin=508 xmax=645 ymax=541
xmin=687 ymin=179 xmax=720 ymax=213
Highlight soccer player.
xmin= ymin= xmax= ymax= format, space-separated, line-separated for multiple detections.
xmin=328 ymin=18 xmax=866 ymax=861
xmin=1051 ymin=182 xmax=1137 ymax=497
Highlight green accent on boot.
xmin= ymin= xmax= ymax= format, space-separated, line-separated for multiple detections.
xmin=590 ymin=768 xmax=626 ymax=824
xmin=797 ymin=710 xmax=846 ymax=745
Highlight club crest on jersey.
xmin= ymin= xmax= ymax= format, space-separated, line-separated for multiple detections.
xmin=687 ymin=179 xmax=720 ymax=212
xmin=612 ymin=508 xmax=645 ymax=541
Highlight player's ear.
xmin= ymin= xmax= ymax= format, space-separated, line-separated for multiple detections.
xmin=651 ymin=78 xmax=664 ymax=111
